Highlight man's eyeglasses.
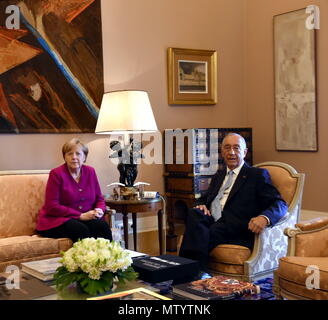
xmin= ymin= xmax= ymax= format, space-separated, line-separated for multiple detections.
xmin=222 ymin=145 xmax=242 ymax=152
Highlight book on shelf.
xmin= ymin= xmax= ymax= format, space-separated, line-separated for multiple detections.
xmin=87 ymin=287 xmax=171 ymax=300
xmin=21 ymin=257 xmax=62 ymax=281
xmin=172 ymin=275 xmax=260 ymax=300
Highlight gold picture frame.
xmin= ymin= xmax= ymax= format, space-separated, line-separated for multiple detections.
xmin=167 ymin=47 xmax=217 ymax=105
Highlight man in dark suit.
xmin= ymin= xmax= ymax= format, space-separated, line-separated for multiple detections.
xmin=179 ymin=133 xmax=288 ymax=275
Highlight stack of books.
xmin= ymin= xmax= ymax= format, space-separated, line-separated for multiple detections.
xmin=172 ymin=275 xmax=260 ymax=300
xmin=21 ymin=257 xmax=62 ymax=281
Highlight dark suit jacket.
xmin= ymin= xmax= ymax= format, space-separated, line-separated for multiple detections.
xmin=195 ymin=163 xmax=288 ymax=246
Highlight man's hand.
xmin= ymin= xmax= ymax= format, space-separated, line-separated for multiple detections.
xmin=248 ymin=216 xmax=268 ymax=234
xmin=194 ymin=204 xmax=211 ymax=216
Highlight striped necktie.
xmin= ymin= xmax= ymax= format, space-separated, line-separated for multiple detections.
xmin=211 ymin=170 xmax=234 ymax=221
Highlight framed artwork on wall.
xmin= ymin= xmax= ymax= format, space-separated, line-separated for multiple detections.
xmin=273 ymin=8 xmax=317 ymax=151
xmin=167 ymin=47 xmax=217 ymax=105
xmin=0 ymin=0 xmax=103 ymax=133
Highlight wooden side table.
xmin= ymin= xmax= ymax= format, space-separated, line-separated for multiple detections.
xmin=105 ymin=198 xmax=165 ymax=255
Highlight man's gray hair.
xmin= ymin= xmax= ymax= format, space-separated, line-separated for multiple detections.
xmin=222 ymin=133 xmax=247 ymax=150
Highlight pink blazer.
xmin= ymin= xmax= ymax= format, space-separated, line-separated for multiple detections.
xmin=36 ymin=164 xmax=106 ymax=231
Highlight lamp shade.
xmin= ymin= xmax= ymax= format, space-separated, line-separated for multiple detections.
xmin=95 ymin=90 xmax=158 ymax=134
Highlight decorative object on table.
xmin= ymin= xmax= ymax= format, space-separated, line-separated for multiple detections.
xmin=95 ymin=90 xmax=158 ymax=200
xmin=0 ymin=0 xmax=103 ymax=133
xmin=21 ymin=257 xmax=62 ymax=281
xmin=172 ymin=275 xmax=260 ymax=300
xmin=87 ymin=287 xmax=171 ymax=300
xmin=274 ymin=8 xmax=317 ymax=151
xmin=107 ymin=181 xmax=151 ymax=200
xmin=132 ymin=254 xmax=199 ymax=284
xmin=133 ymin=182 xmax=151 ymax=198
xmin=109 ymin=138 xmax=144 ymax=187
xmin=53 ymin=238 xmax=138 ymax=296
xmin=167 ymin=47 xmax=217 ymax=105
xmin=142 ymin=191 xmax=160 ymax=199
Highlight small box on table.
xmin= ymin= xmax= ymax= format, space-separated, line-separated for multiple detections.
xmin=132 ymin=254 xmax=199 ymax=283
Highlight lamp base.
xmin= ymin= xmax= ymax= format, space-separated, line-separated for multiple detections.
xmin=120 ymin=186 xmax=139 ymax=200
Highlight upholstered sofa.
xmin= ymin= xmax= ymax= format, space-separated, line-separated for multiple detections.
xmin=274 ymin=217 xmax=328 ymax=299
xmin=0 ymin=170 xmax=72 ymax=273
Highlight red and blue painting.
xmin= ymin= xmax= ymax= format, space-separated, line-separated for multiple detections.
xmin=0 ymin=0 xmax=103 ymax=133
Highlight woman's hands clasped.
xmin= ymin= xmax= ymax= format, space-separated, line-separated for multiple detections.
xmin=79 ymin=208 xmax=104 ymax=221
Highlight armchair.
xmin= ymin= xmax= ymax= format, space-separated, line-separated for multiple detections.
xmin=274 ymin=217 xmax=328 ymax=299
xmin=208 ymin=162 xmax=305 ymax=282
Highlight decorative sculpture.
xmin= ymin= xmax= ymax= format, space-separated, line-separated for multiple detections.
xmin=109 ymin=138 xmax=144 ymax=187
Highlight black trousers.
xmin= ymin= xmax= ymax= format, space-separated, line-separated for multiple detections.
xmin=38 ymin=219 xmax=113 ymax=243
xmin=179 ymin=208 xmax=254 ymax=271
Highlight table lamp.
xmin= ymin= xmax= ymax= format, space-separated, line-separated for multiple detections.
xmin=95 ymin=90 xmax=158 ymax=199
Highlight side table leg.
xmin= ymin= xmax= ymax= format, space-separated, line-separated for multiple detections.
xmin=157 ymin=209 xmax=164 ymax=255
xmin=122 ymin=213 xmax=129 ymax=249
xmin=132 ymin=212 xmax=137 ymax=251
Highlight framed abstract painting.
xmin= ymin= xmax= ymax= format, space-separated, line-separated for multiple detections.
xmin=273 ymin=8 xmax=317 ymax=151
xmin=0 ymin=0 xmax=103 ymax=133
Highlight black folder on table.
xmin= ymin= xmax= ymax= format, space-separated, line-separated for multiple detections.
xmin=132 ymin=254 xmax=199 ymax=283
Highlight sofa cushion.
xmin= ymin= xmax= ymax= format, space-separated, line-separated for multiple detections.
xmin=210 ymin=244 xmax=252 ymax=264
xmin=57 ymin=238 xmax=73 ymax=251
xmin=208 ymin=244 xmax=251 ymax=274
xmin=208 ymin=261 xmax=244 ymax=274
xmin=0 ymin=235 xmax=71 ymax=262
xmin=278 ymin=256 xmax=328 ymax=298
xmin=0 ymin=173 xmax=48 ymax=237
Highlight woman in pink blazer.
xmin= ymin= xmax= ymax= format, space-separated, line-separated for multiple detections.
xmin=37 ymin=138 xmax=112 ymax=242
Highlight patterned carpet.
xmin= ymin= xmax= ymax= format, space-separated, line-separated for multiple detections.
xmin=235 ymin=277 xmax=275 ymax=300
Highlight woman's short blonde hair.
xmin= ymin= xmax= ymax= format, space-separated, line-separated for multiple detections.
xmin=62 ymin=138 xmax=89 ymax=161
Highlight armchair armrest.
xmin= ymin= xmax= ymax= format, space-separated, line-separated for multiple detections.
xmin=244 ymin=210 xmax=297 ymax=280
xmin=284 ymin=217 xmax=328 ymax=257
xmin=295 ymin=217 xmax=328 ymax=231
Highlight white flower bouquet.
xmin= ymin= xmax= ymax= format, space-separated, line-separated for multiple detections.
xmin=54 ymin=238 xmax=138 ymax=296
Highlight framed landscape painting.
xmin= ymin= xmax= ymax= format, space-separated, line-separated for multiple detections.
xmin=0 ymin=0 xmax=103 ymax=133
xmin=274 ymin=8 xmax=317 ymax=151
xmin=167 ymin=48 xmax=217 ymax=105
